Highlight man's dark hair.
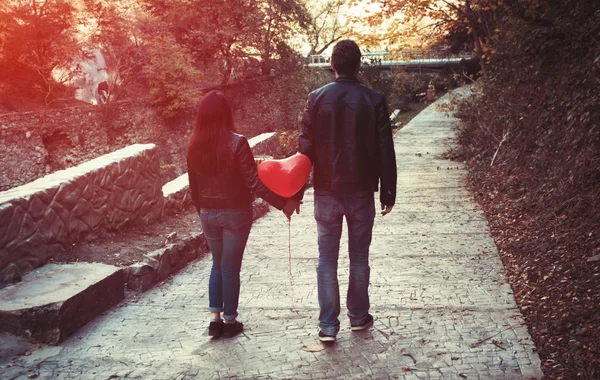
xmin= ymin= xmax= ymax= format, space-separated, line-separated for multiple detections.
xmin=331 ymin=40 xmax=362 ymax=76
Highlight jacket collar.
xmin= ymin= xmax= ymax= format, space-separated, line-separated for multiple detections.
xmin=335 ymin=74 xmax=360 ymax=83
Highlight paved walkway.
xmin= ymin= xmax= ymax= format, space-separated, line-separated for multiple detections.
xmin=0 ymin=91 xmax=543 ymax=379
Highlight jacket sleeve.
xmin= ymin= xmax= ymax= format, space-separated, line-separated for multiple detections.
xmin=376 ymin=96 xmax=397 ymax=206
xmin=186 ymin=157 xmax=199 ymax=210
xmin=294 ymin=95 xmax=315 ymax=201
xmin=299 ymin=96 xmax=315 ymax=162
xmin=236 ymin=137 xmax=287 ymax=210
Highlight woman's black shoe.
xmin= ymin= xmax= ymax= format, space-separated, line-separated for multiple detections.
xmin=208 ymin=320 xmax=223 ymax=337
xmin=222 ymin=321 xmax=244 ymax=338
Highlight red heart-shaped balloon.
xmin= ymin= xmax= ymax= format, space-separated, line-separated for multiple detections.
xmin=258 ymin=153 xmax=312 ymax=198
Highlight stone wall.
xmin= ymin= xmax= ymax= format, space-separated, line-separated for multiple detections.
xmin=0 ymin=144 xmax=164 ymax=286
xmin=248 ymin=132 xmax=285 ymax=158
xmin=162 ymin=174 xmax=193 ymax=216
xmin=0 ymin=78 xmax=295 ymax=194
xmin=0 ymin=101 xmax=188 ymax=192
xmin=0 ymin=76 xmax=300 ymax=193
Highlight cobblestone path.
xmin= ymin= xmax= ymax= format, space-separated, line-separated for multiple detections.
xmin=1 ymin=91 xmax=543 ymax=379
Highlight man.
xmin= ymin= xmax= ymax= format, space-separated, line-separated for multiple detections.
xmin=296 ymin=39 xmax=397 ymax=342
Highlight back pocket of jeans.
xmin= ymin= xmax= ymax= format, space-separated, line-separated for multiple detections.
xmin=314 ymin=196 xmax=341 ymax=222
xmin=226 ymin=209 xmax=253 ymax=231
xmin=349 ymin=196 xmax=375 ymax=222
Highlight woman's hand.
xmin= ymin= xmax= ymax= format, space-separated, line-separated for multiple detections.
xmin=283 ymin=199 xmax=302 ymax=219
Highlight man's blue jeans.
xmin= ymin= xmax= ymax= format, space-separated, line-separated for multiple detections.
xmin=314 ymin=190 xmax=376 ymax=336
xmin=199 ymin=207 xmax=253 ymax=322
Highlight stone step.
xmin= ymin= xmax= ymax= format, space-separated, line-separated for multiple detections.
xmin=0 ymin=199 xmax=268 ymax=346
xmin=0 ymin=263 xmax=124 ymax=345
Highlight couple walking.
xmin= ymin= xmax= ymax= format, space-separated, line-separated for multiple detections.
xmin=187 ymin=40 xmax=397 ymax=342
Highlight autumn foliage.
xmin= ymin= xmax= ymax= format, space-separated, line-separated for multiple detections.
xmin=0 ymin=0 xmax=80 ymax=106
xmin=444 ymin=1 xmax=599 ymax=378
xmin=353 ymin=0 xmax=600 ymax=377
xmin=0 ymin=0 xmax=314 ymax=116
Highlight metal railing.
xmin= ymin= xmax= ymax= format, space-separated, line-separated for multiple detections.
xmin=308 ymin=50 xmax=472 ymax=68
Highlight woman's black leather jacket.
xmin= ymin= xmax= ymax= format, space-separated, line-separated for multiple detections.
xmin=187 ymin=133 xmax=286 ymax=210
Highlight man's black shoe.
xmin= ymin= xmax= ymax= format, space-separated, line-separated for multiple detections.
xmin=318 ymin=330 xmax=336 ymax=342
xmin=351 ymin=314 xmax=374 ymax=331
xmin=222 ymin=321 xmax=244 ymax=338
xmin=208 ymin=320 xmax=223 ymax=337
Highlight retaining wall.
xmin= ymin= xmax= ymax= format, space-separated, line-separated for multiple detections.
xmin=0 ymin=132 xmax=280 ymax=288
xmin=0 ymin=102 xmax=166 ymax=192
xmin=0 ymin=144 xmax=164 ymax=286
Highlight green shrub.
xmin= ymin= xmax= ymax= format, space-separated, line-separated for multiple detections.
xmin=142 ymin=34 xmax=202 ymax=118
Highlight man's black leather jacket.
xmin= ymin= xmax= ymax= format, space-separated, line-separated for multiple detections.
xmin=298 ymin=75 xmax=397 ymax=206
xmin=187 ymin=133 xmax=286 ymax=210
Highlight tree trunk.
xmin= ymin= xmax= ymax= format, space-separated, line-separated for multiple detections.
xmin=220 ymin=50 xmax=233 ymax=84
xmin=465 ymin=0 xmax=487 ymax=77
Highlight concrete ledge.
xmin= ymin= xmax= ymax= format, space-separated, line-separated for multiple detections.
xmin=125 ymin=198 xmax=270 ymax=291
xmin=250 ymin=132 xmax=284 ymax=158
xmin=125 ymin=232 xmax=207 ymax=291
xmin=0 ymin=263 xmax=124 ymax=345
xmin=162 ymin=174 xmax=193 ymax=216
xmin=248 ymin=132 xmax=276 ymax=149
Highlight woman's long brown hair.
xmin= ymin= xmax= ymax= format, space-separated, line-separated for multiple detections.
xmin=188 ymin=91 xmax=237 ymax=176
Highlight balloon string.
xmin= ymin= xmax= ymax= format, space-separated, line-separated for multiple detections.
xmin=288 ymin=218 xmax=293 ymax=286
xmin=288 ymin=218 xmax=299 ymax=315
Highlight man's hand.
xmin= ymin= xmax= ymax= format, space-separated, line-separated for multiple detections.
xmin=381 ymin=204 xmax=393 ymax=216
xmin=283 ymin=199 xmax=302 ymax=219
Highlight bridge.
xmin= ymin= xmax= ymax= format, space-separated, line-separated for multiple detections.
xmin=308 ymin=50 xmax=474 ymax=73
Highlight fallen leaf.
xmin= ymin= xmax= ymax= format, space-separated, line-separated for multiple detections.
xmin=301 ymin=345 xmax=325 ymax=352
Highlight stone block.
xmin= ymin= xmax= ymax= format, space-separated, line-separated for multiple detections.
xmin=154 ymin=248 xmax=175 ymax=280
xmin=168 ymin=242 xmax=187 ymax=266
xmin=123 ymin=201 xmax=265 ymax=293
xmin=162 ymin=174 xmax=194 ymax=216
xmin=125 ymin=263 xmax=157 ymax=292
xmin=0 ymin=263 xmax=124 ymax=344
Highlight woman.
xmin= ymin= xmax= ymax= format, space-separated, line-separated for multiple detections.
xmin=187 ymin=91 xmax=298 ymax=338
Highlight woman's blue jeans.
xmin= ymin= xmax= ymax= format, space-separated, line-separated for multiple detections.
xmin=199 ymin=207 xmax=253 ymax=322
xmin=314 ymin=190 xmax=375 ymax=336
